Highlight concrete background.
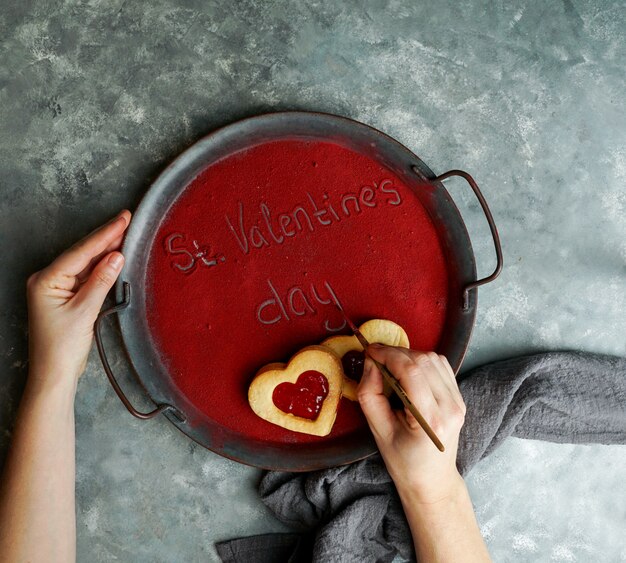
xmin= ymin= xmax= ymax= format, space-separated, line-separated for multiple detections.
xmin=1 ymin=1 xmax=625 ymax=561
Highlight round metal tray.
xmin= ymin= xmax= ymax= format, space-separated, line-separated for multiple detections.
xmin=96 ymin=111 xmax=502 ymax=471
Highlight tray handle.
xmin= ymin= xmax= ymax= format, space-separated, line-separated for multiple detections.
xmin=417 ymin=168 xmax=503 ymax=310
xmin=95 ymin=281 xmax=186 ymax=422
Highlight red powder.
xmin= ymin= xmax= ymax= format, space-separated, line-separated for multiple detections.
xmin=146 ymin=139 xmax=448 ymax=445
xmin=272 ymin=370 xmax=329 ymax=420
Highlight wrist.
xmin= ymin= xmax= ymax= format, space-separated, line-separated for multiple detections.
xmin=25 ymin=368 xmax=79 ymax=402
xmin=395 ymin=469 xmax=467 ymax=508
xmin=396 ymin=470 xmax=491 ymax=562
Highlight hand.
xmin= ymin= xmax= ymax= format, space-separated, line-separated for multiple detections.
xmin=358 ymin=345 xmax=467 ymax=505
xmin=26 ymin=210 xmax=131 ymax=393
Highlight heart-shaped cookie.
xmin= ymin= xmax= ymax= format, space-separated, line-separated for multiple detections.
xmin=322 ymin=319 xmax=410 ymax=401
xmin=248 ymin=345 xmax=343 ymax=436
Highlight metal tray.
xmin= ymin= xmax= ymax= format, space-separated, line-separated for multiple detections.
xmin=95 ymin=111 xmax=502 ymax=471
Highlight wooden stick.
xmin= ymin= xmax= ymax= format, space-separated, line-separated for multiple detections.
xmin=336 ymin=303 xmax=445 ymax=452
xmin=367 ymin=354 xmax=445 ymax=452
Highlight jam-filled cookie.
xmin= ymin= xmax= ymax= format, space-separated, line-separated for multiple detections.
xmin=321 ymin=319 xmax=409 ymax=401
xmin=248 ymin=346 xmax=343 ymax=436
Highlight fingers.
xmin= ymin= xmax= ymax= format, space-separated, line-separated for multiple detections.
xmin=72 ymin=251 xmax=125 ymax=313
xmin=367 ymin=346 xmax=466 ymax=430
xmin=357 ymin=357 xmax=398 ymax=441
xmin=73 ymin=232 xmax=127 ymax=291
xmin=367 ymin=345 xmax=439 ymax=421
xmin=419 ymin=352 xmax=464 ymax=414
xmin=42 ymin=210 xmax=131 ymax=287
xmin=439 ymin=355 xmax=466 ymax=414
xmin=414 ymin=351 xmax=465 ymax=415
xmin=398 ymin=349 xmax=453 ymax=407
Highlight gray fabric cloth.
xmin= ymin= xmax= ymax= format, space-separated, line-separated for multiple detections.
xmin=216 ymin=352 xmax=626 ymax=563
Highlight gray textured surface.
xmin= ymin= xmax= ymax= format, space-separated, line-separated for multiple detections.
xmin=0 ymin=1 xmax=624 ymax=561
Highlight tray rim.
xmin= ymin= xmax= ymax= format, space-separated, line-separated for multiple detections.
xmin=114 ymin=110 xmax=478 ymax=471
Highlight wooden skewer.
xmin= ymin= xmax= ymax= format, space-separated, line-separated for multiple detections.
xmin=336 ymin=304 xmax=445 ymax=452
xmin=366 ymin=354 xmax=445 ymax=452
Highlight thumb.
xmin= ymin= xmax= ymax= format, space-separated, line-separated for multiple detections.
xmin=74 ymin=251 xmax=124 ymax=312
xmin=358 ymin=357 xmax=397 ymax=441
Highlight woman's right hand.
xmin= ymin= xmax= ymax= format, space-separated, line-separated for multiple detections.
xmin=357 ymin=345 xmax=467 ymax=504
xmin=26 ymin=210 xmax=131 ymax=394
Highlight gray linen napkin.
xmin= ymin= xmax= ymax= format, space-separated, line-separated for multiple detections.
xmin=216 ymin=352 xmax=626 ymax=562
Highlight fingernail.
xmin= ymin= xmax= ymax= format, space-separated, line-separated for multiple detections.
xmin=369 ymin=343 xmax=383 ymax=349
xmin=107 ymin=212 xmax=122 ymax=224
xmin=110 ymin=210 xmax=129 ymax=226
xmin=108 ymin=253 xmax=124 ymax=269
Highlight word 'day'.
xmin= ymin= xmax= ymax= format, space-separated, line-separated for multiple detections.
xmin=256 ymin=279 xmax=346 ymax=333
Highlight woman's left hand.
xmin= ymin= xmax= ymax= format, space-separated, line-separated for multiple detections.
xmin=26 ymin=210 xmax=131 ymax=393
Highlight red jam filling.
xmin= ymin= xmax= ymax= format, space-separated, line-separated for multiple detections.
xmin=272 ymin=371 xmax=329 ymax=420
xmin=342 ymin=350 xmax=366 ymax=382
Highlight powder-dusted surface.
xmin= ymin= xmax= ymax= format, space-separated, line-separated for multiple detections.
xmin=146 ymin=139 xmax=447 ymax=444
xmin=0 ymin=2 xmax=625 ymax=562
